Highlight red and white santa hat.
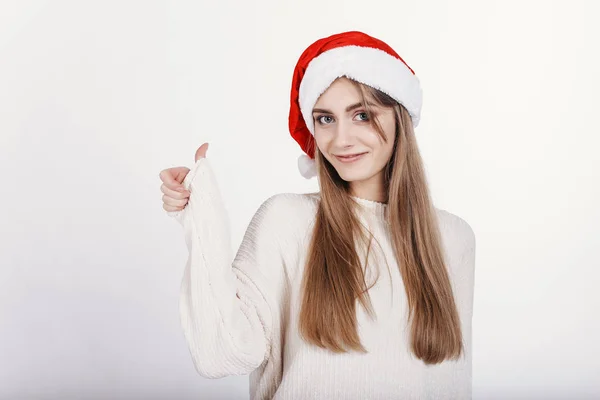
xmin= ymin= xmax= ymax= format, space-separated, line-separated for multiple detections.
xmin=288 ymin=30 xmax=423 ymax=179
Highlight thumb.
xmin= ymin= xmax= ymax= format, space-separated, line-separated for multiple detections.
xmin=195 ymin=142 xmax=209 ymax=162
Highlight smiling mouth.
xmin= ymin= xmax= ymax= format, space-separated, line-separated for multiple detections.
xmin=334 ymin=152 xmax=368 ymax=162
xmin=336 ymin=152 xmax=367 ymax=158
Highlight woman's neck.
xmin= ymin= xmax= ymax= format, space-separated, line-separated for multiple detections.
xmin=349 ymin=176 xmax=387 ymax=204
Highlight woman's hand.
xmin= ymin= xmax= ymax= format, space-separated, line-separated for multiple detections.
xmin=159 ymin=142 xmax=209 ymax=212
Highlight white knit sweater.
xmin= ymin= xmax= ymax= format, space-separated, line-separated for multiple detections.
xmin=168 ymin=158 xmax=476 ymax=400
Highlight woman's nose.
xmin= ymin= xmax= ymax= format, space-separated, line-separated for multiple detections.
xmin=332 ymin=120 xmax=356 ymax=147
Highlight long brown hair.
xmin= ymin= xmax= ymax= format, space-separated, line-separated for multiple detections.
xmin=298 ymin=78 xmax=463 ymax=365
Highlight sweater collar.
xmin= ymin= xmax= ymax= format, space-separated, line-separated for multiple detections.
xmin=350 ymin=195 xmax=387 ymax=220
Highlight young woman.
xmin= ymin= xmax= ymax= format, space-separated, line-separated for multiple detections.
xmin=159 ymin=31 xmax=476 ymax=400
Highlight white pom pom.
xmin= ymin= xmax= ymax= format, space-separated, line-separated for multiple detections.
xmin=297 ymin=154 xmax=317 ymax=179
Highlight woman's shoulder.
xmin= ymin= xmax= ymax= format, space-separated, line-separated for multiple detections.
xmin=257 ymin=192 xmax=320 ymax=215
xmin=433 ymin=207 xmax=476 ymax=255
xmin=249 ymin=192 xmax=319 ymax=230
xmin=244 ymin=193 xmax=319 ymax=253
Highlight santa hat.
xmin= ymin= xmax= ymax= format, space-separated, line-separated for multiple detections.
xmin=288 ymin=30 xmax=423 ymax=179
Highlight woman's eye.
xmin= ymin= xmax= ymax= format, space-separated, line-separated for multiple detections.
xmin=355 ymin=112 xmax=369 ymax=121
xmin=317 ymin=115 xmax=333 ymax=124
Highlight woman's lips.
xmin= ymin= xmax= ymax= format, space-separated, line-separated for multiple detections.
xmin=334 ymin=152 xmax=367 ymax=163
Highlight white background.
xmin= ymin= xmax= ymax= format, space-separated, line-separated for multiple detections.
xmin=1 ymin=0 xmax=599 ymax=399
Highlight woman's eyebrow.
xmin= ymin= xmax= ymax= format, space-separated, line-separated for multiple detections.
xmin=312 ymin=101 xmax=377 ymax=114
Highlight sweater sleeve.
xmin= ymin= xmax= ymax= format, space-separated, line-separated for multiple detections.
xmin=167 ymin=157 xmax=283 ymax=378
xmin=459 ymin=221 xmax=476 ymax=319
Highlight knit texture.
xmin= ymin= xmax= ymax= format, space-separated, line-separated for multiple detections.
xmin=168 ymin=158 xmax=476 ymax=400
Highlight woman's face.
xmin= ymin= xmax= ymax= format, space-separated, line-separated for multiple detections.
xmin=312 ymin=77 xmax=396 ymax=195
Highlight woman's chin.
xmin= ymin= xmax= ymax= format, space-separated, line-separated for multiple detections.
xmin=337 ymin=169 xmax=370 ymax=182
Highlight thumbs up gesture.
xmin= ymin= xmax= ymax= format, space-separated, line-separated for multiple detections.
xmin=159 ymin=143 xmax=209 ymax=212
